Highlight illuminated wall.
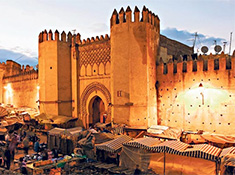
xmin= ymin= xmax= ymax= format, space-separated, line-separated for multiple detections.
xmin=2 ymin=67 xmax=39 ymax=110
xmin=157 ymin=53 xmax=235 ymax=135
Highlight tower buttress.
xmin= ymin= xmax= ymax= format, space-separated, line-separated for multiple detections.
xmin=38 ymin=30 xmax=72 ymax=117
xmin=110 ymin=6 xmax=160 ymax=127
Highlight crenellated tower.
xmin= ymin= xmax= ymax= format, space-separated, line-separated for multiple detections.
xmin=38 ymin=30 xmax=72 ymax=117
xmin=110 ymin=6 xmax=160 ymax=127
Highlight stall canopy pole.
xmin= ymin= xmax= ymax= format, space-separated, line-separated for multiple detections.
xmin=164 ymin=148 xmax=166 ymax=175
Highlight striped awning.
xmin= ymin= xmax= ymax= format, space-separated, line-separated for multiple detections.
xmin=183 ymin=144 xmax=222 ymax=161
xmin=96 ymin=135 xmax=132 ymax=153
xmin=149 ymin=140 xmax=190 ymax=155
xmin=123 ymin=137 xmax=161 ymax=150
xmin=220 ymin=147 xmax=235 ymax=158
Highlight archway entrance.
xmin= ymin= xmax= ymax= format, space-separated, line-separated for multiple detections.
xmin=88 ymin=96 xmax=105 ymax=127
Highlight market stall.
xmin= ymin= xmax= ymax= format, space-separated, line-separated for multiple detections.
xmin=124 ymin=140 xmax=221 ymax=175
xmin=96 ymin=135 xmax=132 ymax=165
xmin=35 ymin=113 xmax=78 ymax=129
xmin=121 ymin=137 xmax=161 ymax=171
xmin=47 ymin=127 xmax=83 ymax=155
xmin=146 ymin=125 xmax=183 ymax=140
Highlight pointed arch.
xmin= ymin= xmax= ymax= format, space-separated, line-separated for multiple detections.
xmin=80 ymin=82 xmax=111 ymax=128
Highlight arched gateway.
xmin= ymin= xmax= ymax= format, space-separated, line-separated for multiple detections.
xmin=80 ymin=82 xmax=111 ymax=128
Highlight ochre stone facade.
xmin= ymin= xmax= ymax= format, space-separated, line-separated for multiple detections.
xmin=1 ymin=6 xmax=234 ymax=135
xmin=157 ymin=53 xmax=235 ymax=135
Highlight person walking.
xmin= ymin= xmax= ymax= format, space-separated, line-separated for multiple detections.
xmin=22 ymin=136 xmax=29 ymax=155
xmin=4 ymin=146 xmax=11 ymax=170
xmin=9 ymin=132 xmax=18 ymax=160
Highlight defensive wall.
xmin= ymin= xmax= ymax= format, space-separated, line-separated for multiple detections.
xmin=3 ymin=5 xmax=224 ymax=133
xmin=0 ymin=60 xmax=39 ymax=110
xmin=156 ymin=52 xmax=235 ymax=135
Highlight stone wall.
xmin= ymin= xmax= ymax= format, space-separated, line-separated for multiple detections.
xmin=158 ymin=35 xmax=193 ymax=63
xmin=2 ymin=70 xmax=39 ymax=109
xmin=156 ymin=53 xmax=235 ymax=135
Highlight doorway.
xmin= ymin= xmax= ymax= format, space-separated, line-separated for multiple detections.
xmin=88 ymin=96 xmax=105 ymax=127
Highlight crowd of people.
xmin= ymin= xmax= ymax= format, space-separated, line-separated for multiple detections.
xmin=0 ymin=125 xmax=42 ymax=174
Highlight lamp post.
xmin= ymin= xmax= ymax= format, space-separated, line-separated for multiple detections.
xmin=199 ymin=83 xmax=204 ymax=105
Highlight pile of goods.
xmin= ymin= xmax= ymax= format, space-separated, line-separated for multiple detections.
xmin=33 ymin=159 xmax=53 ymax=167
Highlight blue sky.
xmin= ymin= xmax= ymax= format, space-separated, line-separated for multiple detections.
xmin=0 ymin=0 xmax=234 ymax=66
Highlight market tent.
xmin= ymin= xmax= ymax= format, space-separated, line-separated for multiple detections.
xmin=96 ymin=135 xmax=132 ymax=153
xmin=66 ymin=127 xmax=83 ymax=136
xmin=123 ymin=137 xmax=160 ymax=149
xmin=35 ymin=113 xmax=78 ymax=128
xmin=122 ymin=139 xmax=219 ymax=175
xmin=49 ymin=115 xmax=77 ymax=125
xmin=182 ymin=144 xmax=222 ymax=161
xmin=149 ymin=151 xmax=218 ymax=175
xmin=3 ymin=116 xmax=25 ymax=126
xmin=34 ymin=113 xmax=50 ymax=121
xmin=149 ymin=140 xmax=191 ymax=154
xmin=0 ymin=106 xmax=8 ymax=117
xmin=220 ymin=154 xmax=235 ymax=174
xmin=146 ymin=125 xmax=182 ymax=140
xmin=148 ymin=142 xmax=220 ymax=175
xmin=220 ymin=147 xmax=235 ymax=158
xmin=48 ymin=127 xmax=65 ymax=135
xmin=94 ymin=132 xmax=116 ymax=144
xmin=121 ymin=137 xmax=161 ymax=171
xmin=47 ymin=127 xmax=83 ymax=155
xmin=201 ymin=132 xmax=235 ymax=144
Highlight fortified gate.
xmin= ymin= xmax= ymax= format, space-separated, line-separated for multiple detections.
xmin=1 ymin=6 xmax=234 ymax=135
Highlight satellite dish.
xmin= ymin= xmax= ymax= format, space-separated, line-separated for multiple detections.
xmin=201 ymin=46 xmax=208 ymax=54
xmin=214 ymin=45 xmax=222 ymax=53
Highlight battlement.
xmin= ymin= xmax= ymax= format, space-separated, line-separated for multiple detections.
xmin=39 ymin=29 xmax=110 ymax=47
xmin=110 ymin=6 xmax=160 ymax=28
xmin=39 ymin=29 xmax=73 ymax=43
xmin=157 ymin=52 xmax=235 ymax=75
xmin=0 ymin=62 xmax=6 ymax=69
xmin=80 ymin=34 xmax=110 ymax=46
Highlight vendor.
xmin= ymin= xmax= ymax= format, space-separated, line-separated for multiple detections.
xmin=34 ymin=138 xmax=40 ymax=153
xmin=41 ymin=149 xmax=48 ymax=160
